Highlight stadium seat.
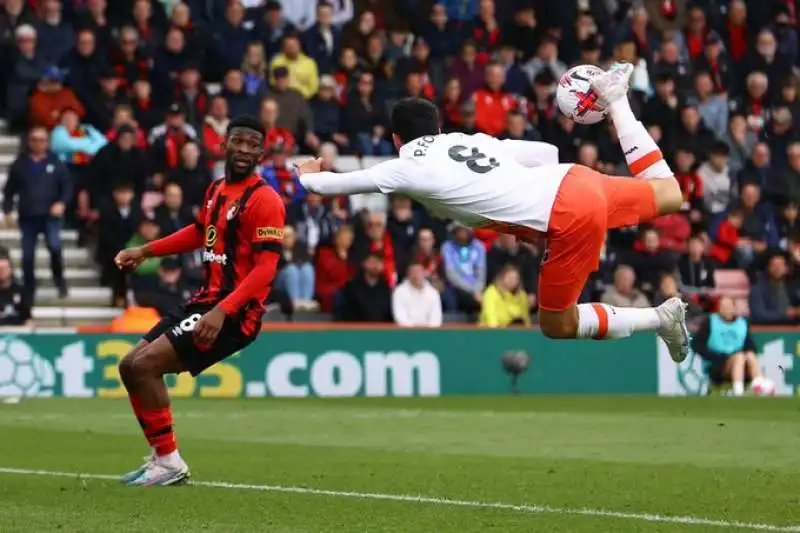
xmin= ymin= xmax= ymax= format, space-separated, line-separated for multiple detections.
xmin=714 ymin=269 xmax=750 ymax=299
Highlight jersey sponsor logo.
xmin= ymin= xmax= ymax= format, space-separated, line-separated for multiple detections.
xmin=205 ymin=225 xmax=218 ymax=247
xmin=255 ymin=226 xmax=284 ymax=241
xmin=226 ymin=201 xmax=240 ymax=221
xmin=202 ymin=250 xmax=227 ymax=265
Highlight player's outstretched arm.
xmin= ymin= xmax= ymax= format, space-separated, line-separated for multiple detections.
xmin=145 ymin=224 xmax=204 ymax=257
xmin=500 ymin=140 xmax=560 ymax=167
xmin=115 ymin=224 xmax=204 ymax=270
xmin=296 ymin=157 xmax=410 ymax=196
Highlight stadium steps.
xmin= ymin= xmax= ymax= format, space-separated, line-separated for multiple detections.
xmin=0 ymin=135 xmax=399 ymax=326
xmin=9 ymin=247 xmax=94 ymax=269
xmin=31 ymin=306 xmax=122 ymax=328
xmin=0 ymin=134 xmax=108 ymax=320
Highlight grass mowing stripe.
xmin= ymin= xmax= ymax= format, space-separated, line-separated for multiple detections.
xmin=0 ymin=467 xmax=797 ymax=532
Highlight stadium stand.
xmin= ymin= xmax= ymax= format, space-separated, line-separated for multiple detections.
xmin=0 ymin=0 xmax=797 ymax=330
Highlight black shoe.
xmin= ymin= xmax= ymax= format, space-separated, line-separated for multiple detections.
xmin=57 ymin=283 xmax=68 ymax=299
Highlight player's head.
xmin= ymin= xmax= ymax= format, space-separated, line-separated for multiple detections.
xmin=390 ymin=97 xmax=440 ymax=149
xmin=225 ymin=114 xmax=266 ymax=180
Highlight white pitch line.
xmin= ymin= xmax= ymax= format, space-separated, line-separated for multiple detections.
xmin=0 ymin=467 xmax=798 ymax=532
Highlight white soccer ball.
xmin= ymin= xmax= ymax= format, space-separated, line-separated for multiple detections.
xmin=556 ymin=64 xmax=608 ymax=125
xmin=751 ymin=377 xmax=776 ymax=396
xmin=0 ymin=338 xmax=55 ymax=398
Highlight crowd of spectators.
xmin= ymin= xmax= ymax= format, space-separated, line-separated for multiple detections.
xmin=0 ymin=0 xmax=798 ymax=328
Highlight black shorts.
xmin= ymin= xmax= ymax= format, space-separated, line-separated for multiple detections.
xmin=143 ymin=302 xmax=258 ymax=377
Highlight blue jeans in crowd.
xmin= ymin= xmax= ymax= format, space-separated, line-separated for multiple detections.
xmin=20 ymin=215 xmax=65 ymax=296
xmin=276 ymin=263 xmax=315 ymax=301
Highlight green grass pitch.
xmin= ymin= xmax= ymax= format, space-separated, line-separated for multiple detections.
xmin=0 ymin=397 xmax=798 ymax=532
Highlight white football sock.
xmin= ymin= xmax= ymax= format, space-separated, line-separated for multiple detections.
xmin=608 ymin=99 xmax=638 ymax=135
xmin=732 ymin=381 xmax=745 ymax=396
xmin=158 ymin=450 xmax=183 ymax=466
xmin=577 ymin=303 xmax=661 ymax=340
xmin=615 ymin=117 xmax=673 ymax=180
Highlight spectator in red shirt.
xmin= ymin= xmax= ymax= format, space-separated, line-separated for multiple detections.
xmin=28 ymin=66 xmax=85 ymax=130
xmin=723 ymin=0 xmax=748 ymax=64
xmin=653 ymin=213 xmax=692 ymax=254
xmin=259 ymin=97 xmax=296 ymax=158
xmin=110 ymin=26 xmax=150 ymax=92
xmin=711 ymin=210 xmax=743 ymax=267
xmin=105 ymin=104 xmax=147 ymax=149
xmin=684 ymin=5 xmax=709 ymax=60
xmin=333 ymin=46 xmax=363 ymax=106
xmin=473 ymin=63 xmax=516 ymax=136
xmin=440 ymin=77 xmax=464 ymax=131
xmin=148 ymin=102 xmax=196 ymax=174
xmin=469 ymin=0 xmax=501 ymax=65
xmin=201 ymin=95 xmax=229 ymax=178
xmin=673 ymin=146 xmax=704 ymax=228
xmin=352 ymin=211 xmax=399 ymax=287
xmin=694 ymin=32 xmax=735 ymax=95
xmin=315 ymin=224 xmax=355 ymax=312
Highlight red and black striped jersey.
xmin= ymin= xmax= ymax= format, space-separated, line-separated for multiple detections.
xmin=192 ymin=174 xmax=285 ymax=330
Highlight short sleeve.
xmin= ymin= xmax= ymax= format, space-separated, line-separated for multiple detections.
xmin=244 ymin=188 xmax=287 ymax=254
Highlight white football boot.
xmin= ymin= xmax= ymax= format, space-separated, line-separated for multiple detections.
xmin=120 ymin=453 xmax=155 ymax=484
xmin=655 ymin=297 xmax=690 ymax=363
xmin=127 ymin=454 xmax=190 ymax=486
xmin=590 ymin=62 xmax=634 ymax=105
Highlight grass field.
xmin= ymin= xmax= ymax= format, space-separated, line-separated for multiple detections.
xmin=0 ymin=397 xmax=798 ymax=532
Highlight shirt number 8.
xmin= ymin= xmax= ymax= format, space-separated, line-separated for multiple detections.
xmin=179 ymin=313 xmax=203 ymax=332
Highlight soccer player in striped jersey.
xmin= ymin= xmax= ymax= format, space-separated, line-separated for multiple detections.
xmin=113 ymin=115 xmax=286 ymax=486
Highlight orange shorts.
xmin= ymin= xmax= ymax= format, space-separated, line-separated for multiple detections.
xmin=538 ymin=165 xmax=658 ymax=312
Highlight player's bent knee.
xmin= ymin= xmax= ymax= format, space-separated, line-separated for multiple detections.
xmin=118 ymin=342 xmax=149 ymax=384
xmin=118 ymin=352 xmax=138 ymax=384
xmin=539 ymin=318 xmax=577 ymax=339
xmin=651 ymin=179 xmax=683 ymax=216
xmin=119 ymin=349 xmax=161 ymax=383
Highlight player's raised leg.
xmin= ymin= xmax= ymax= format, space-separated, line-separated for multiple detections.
xmin=591 ymin=63 xmax=683 ymax=216
xmin=537 ymin=166 xmax=689 ymax=362
xmin=118 ymin=334 xmax=190 ymax=486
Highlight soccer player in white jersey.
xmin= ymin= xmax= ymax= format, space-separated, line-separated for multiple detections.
xmin=298 ymin=63 xmax=690 ymax=362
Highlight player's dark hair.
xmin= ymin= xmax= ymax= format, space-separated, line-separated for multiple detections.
xmin=390 ymin=98 xmax=440 ymax=144
xmin=227 ymin=114 xmax=265 ymax=137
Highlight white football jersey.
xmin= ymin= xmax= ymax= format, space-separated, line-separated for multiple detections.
xmin=300 ymin=133 xmax=572 ymax=233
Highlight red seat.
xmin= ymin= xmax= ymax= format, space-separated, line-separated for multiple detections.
xmin=714 ymin=269 xmax=750 ymax=299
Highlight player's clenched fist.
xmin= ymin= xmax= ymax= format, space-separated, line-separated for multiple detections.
xmin=114 ymin=246 xmax=147 ymax=270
